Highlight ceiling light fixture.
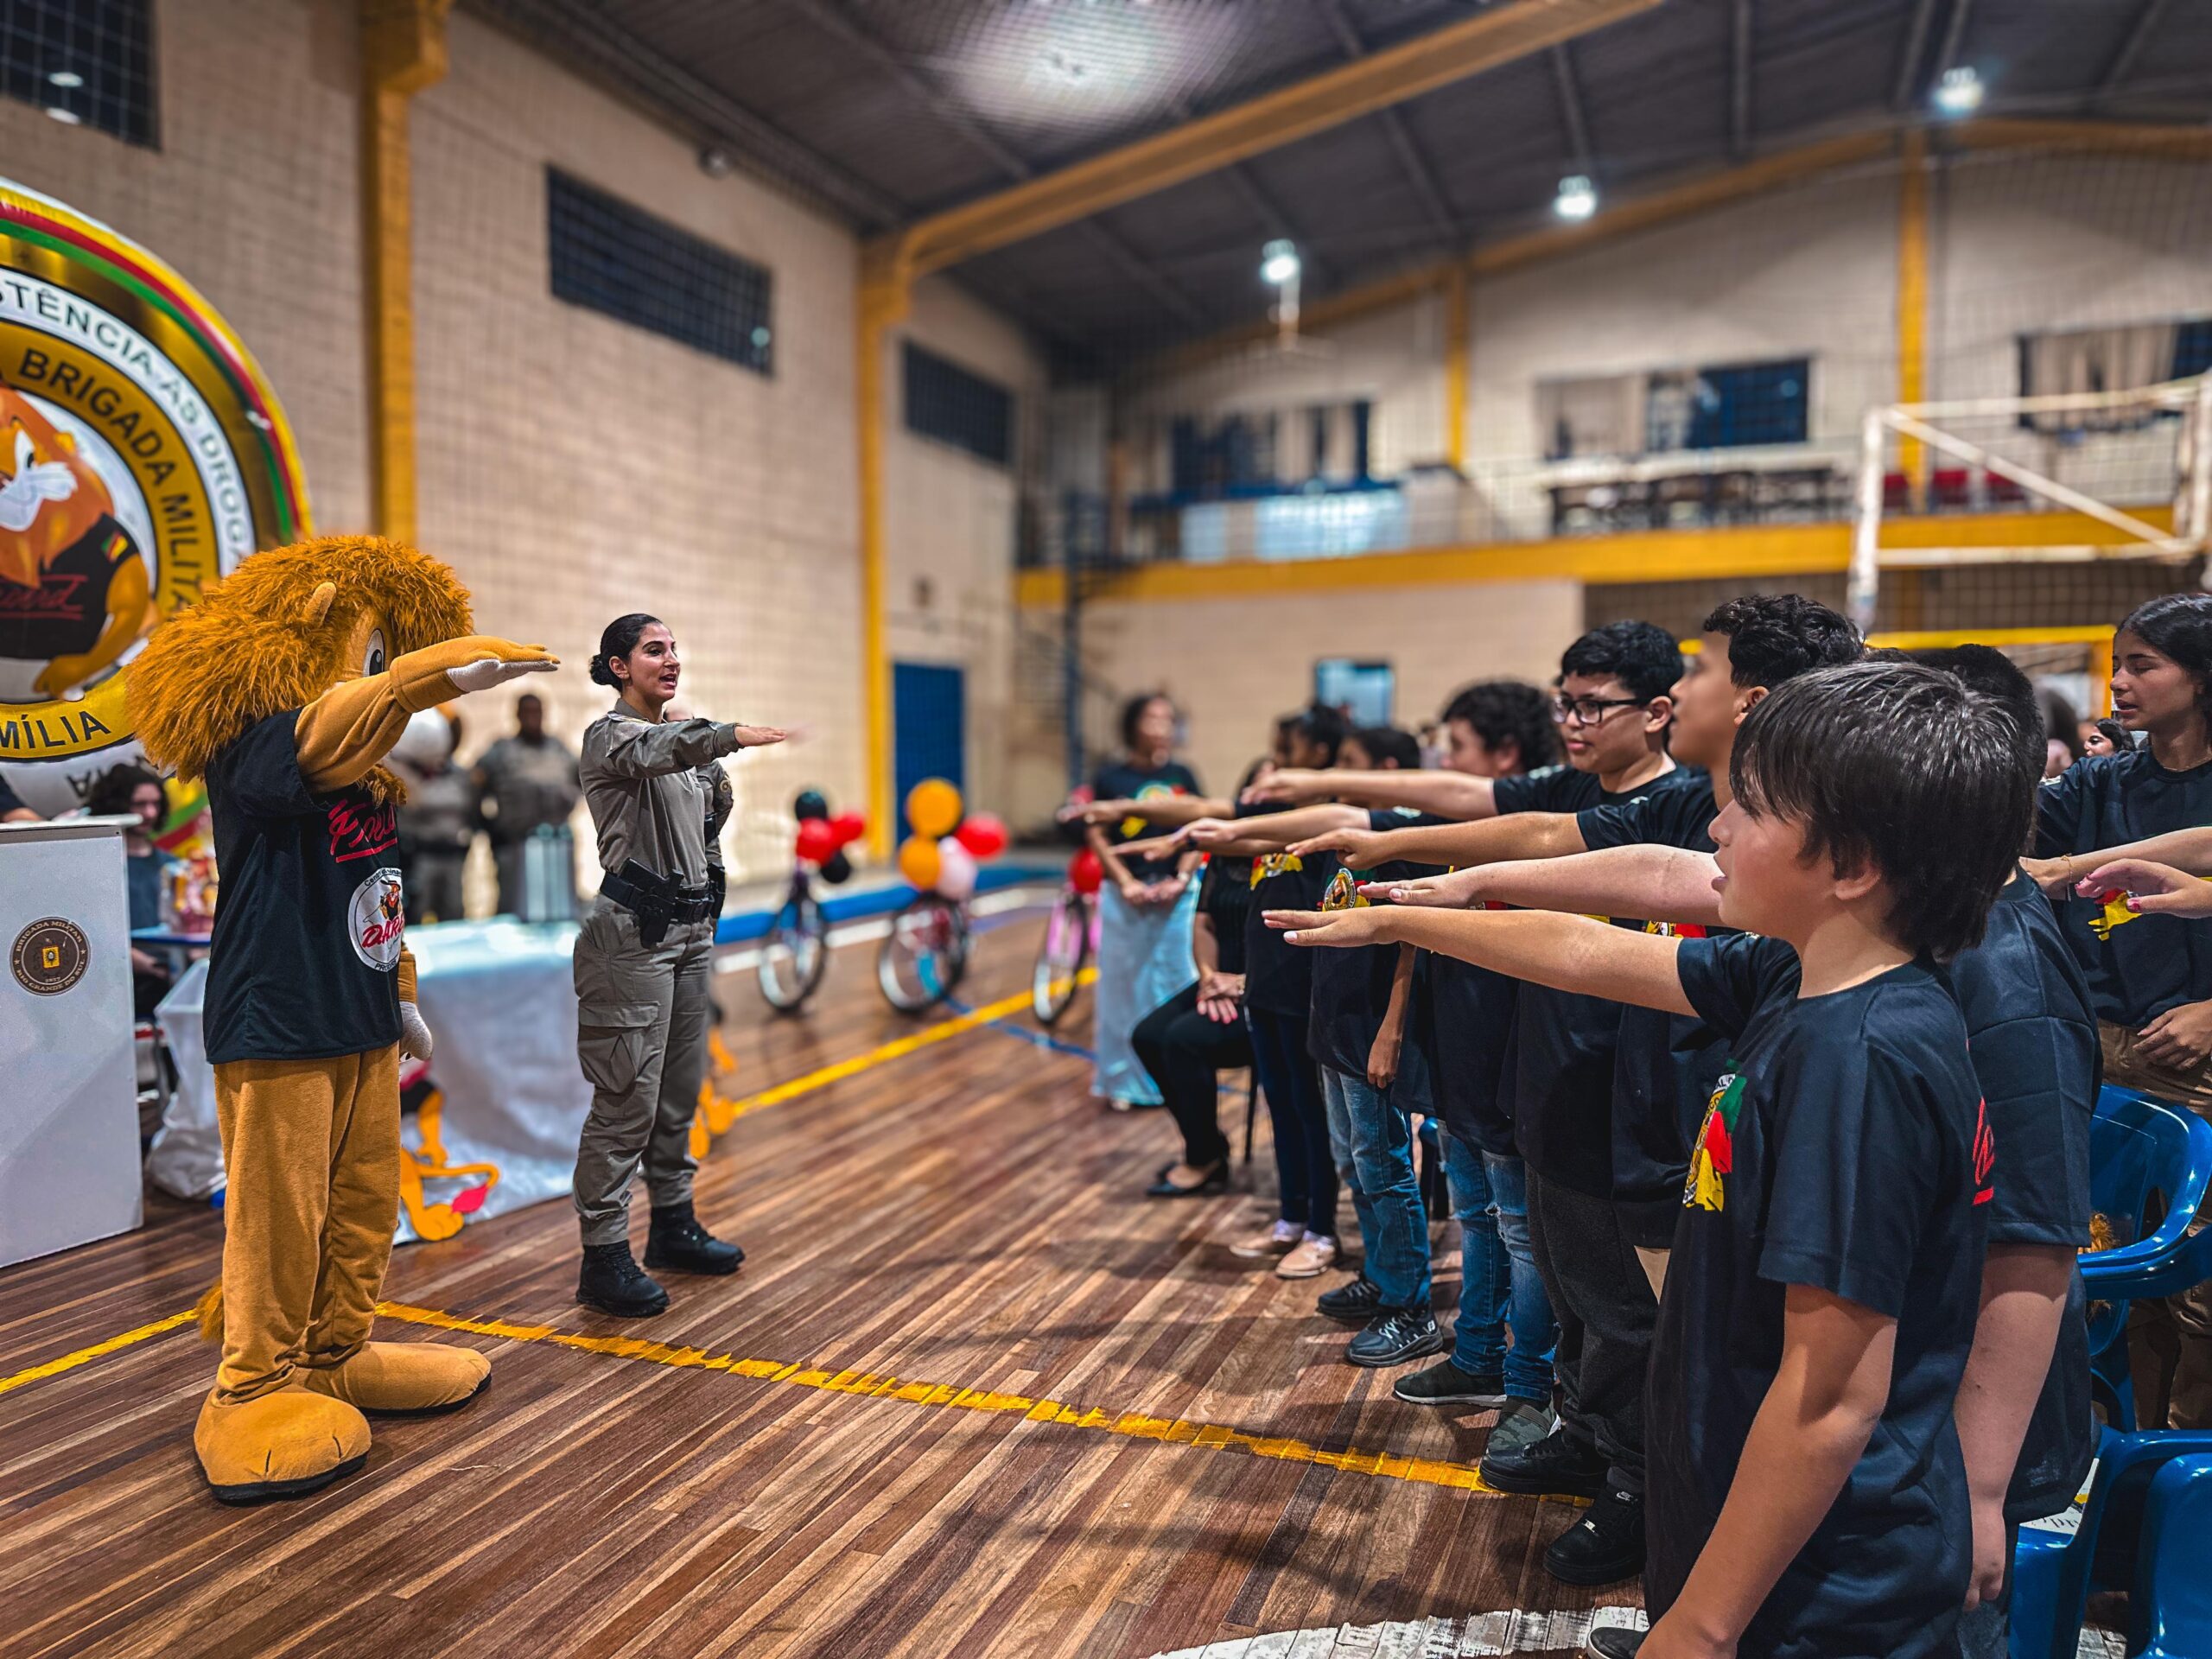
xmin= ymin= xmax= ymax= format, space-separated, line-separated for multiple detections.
xmin=1260 ymin=239 xmax=1301 ymax=286
xmin=45 ymin=106 xmax=82 ymax=125
xmin=48 ymin=69 xmax=83 ymax=88
xmin=1554 ymin=174 xmax=1598 ymax=221
xmin=1934 ymin=66 xmax=1985 ymax=116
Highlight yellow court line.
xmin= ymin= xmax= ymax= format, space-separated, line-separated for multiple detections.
xmin=0 ymin=1310 xmax=197 ymax=1398
xmin=376 ymin=1300 xmax=1506 ymax=1497
xmin=0 ymin=972 xmax=1095 ymax=1399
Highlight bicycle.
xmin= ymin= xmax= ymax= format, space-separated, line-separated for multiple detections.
xmin=1032 ymin=849 xmax=1102 ymax=1025
xmin=877 ymin=889 xmax=972 ymax=1014
xmin=756 ymin=855 xmax=830 ymax=1014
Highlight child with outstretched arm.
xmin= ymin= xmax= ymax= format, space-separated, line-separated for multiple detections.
xmin=1268 ymin=659 xmax=2026 ymax=1659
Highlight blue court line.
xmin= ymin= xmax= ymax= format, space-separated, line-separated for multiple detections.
xmin=715 ymin=861 xmax=1062 ymax=946
xmin=944 ymin=993 xmax=1098 ymax=1062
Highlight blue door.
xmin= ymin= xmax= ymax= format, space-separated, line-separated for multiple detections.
xmin=893 ymin=661 xmax=966 ymax=840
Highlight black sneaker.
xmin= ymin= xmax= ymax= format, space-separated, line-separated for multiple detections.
xmin=1392 ymin=1357 xmax=1508 ymax=1407
xmin=1478 ymin=1426 xmax=1607 ymax=1498
xmin=644 ymin=1201 xmax=744 ymax=1275
xmin=1315 ymin=1274 xmax=1386 ymax=1325
xmin=576 ymin=1241 xmax=669 ymax=1318
xmin=1584 ymin=1627 xmax=1643 ymax=1658
xmin=1545 ymin=1485 xmax=1645 ymax=1586
xmin=1346 ymin=1306 xmax=1446 ymax=1367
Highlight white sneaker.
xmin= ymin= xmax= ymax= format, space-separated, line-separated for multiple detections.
xmin=1232 ymin=1219 xmax=1303 ymax=1259
xmin=1275 ymin=1233 xmax=1340 ymax=1279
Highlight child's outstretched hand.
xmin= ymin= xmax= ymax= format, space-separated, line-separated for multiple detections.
xmin=1363 ymin=868 xmax=1485 ymax=907
xmin=2077 ymin=858 xmax=2212 ymax=918
xmin=1287 ymin=824 xmax=1385 ymax=864
xmin=1241 ymin=768 xmax=1330 ymax=806
xmin=1263 ymin=907 xmax=1393 ymax=947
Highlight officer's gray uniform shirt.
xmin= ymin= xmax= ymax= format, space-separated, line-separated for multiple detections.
xmin=580 ymin=708 xmax=740 ymax=883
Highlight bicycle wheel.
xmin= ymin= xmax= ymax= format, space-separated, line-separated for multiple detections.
xmin=878 ymin=893 xmax=967 ymax=1014
xmin=1032 ymin=887 xmax=1090 ymax=1025
xmin=757 ymin=886 xmax=829 ymax=1013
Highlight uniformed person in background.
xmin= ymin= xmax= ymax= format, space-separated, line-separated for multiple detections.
xmin=473 ymin=690 xmax=583 ymax=915
xmin=571 ymin=612 xmax=786 ymax=1318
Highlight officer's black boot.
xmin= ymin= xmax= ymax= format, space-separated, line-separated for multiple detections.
xmin=577 ymin=1241 xmax=669 ymax=1318
xmin=644 ymin=1200 xmax=744 ymax=1275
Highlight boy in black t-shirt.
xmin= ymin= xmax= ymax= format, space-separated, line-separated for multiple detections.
xmin=1280 ymin=622 xmax=1707 ymax=1586
xmin=1270 ymin=660 xmax=2027 ymax=1659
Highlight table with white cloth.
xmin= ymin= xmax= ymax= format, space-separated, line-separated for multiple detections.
xmin=149 ymin=918 xmax=593 ymax=1244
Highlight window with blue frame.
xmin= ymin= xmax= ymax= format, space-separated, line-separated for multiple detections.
xmin=1668 ymin=359 xmax=1811 ymax=451
xmin=1315 ymin=659 xmax=1394 ymax=728
xmin=548 ymin=169 xmax=774 ymax=376
xmin=3 ymin=0 xmax=155 ymax=147
xmin=905 ymin=343 xmax=1014 ymax=467
xmin=2176 ymin=320 xmax=2212 ymax=380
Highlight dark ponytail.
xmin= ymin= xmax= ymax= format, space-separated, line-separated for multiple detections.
xmin=2119 ymin=593 xmax=2212 ymax=730
xmin=589 ymin=613 xmax=662 ymax=689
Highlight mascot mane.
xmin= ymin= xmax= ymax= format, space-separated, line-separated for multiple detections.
xmin=130 ymin=536 xmax=473 ymax=784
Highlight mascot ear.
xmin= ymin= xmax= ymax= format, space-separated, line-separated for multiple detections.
xmin=302 ymin=582 xmax=337 ymax=626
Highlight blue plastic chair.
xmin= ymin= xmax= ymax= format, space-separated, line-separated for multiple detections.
xmin=2080 ymin=1088 xmax=2212 ymax=1432
xmin=2132 ymin=1453 xmax=2212 ymax=1657
xmin=2008 ymin=1088 xmax=2212 ymax=1659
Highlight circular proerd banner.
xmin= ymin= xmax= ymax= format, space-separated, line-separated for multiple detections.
xmin=0 ymin=179 xmax=309 ymax=815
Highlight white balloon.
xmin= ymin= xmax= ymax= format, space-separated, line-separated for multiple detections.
xmin=935 ymin=836 xmax=978 ymax=901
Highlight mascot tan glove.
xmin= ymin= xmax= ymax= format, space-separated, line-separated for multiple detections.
xmin=296 ymin=637 xmax=558 ymax=793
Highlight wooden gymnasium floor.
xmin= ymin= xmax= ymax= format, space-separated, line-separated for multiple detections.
xmin=1 ymin=900 xmax=1637 ymax=1659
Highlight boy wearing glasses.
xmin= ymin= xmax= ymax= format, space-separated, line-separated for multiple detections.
xmin=1234 ymin=620 xmax=1695 ymax=1586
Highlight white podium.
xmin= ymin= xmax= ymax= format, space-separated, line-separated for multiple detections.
xmin=0 ymin=818 xmax=143 ymax=1266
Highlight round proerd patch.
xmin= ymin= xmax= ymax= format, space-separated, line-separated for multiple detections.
xmin=12 ymin=915 xmax=88 ymax=995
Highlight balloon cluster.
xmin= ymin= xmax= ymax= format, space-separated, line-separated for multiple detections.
xmin=792 ymin=788 xmax=868 ymax=885
xmin=897 ymin=779 xmax=1007 ymax=901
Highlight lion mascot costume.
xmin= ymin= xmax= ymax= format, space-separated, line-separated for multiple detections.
xmin=130 ymin=536 xmax=555 ymax=1502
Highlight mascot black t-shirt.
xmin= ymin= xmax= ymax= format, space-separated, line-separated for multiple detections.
xmin=204 ymin=709 xmax=404 ymax=1063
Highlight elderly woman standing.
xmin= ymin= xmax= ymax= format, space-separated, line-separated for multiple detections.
xmin=570 ymin=613 xmax=785 ymax=1319
xmin=1085 ymin=693 xmax=1203 ymax=1110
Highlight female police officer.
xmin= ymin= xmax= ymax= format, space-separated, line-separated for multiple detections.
xmin=572 ymin=613 xmax=785 ymax=1317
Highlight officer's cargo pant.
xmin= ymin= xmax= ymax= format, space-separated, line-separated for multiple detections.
xmin=571 ymin=900 xmax=715 ymax=1246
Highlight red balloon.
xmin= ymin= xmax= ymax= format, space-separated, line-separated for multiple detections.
xmin=955 ymin=813 xmax=1007 ymax=860
xmin=829 ymin=810 xmax=868 ymax=848
xmin=1070 ymin=847 xmax=1104 ymax=896
xmin=795 ymin=817 xmax=839 ymax=865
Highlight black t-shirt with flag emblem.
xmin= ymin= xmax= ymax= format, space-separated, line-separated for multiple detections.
xmin=1576 ymin=772 xmax=1732 ymax=1205
xmin=203 ymin=709 xmax=406 ymax=1063
xmin=1493 ymin=763 xmax=1693 ymax=1196
xmin=1303 ymin=812 xmax=1434 ymax=1083
xmin=2034 ymin=748 xmax=2212 ymax=1027
xmin=1661 ymin=933 xmax=1990 ymax=1658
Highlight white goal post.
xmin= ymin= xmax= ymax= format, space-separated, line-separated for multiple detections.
xmin=1847 ymin=375 xmax=2212 ymax=633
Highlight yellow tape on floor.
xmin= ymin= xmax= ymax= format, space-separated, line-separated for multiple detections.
xmin=0 ymin=974 xmax=1091 ymax=1400
xmin=376 ymin=1300 xmax=1506 ymax=1496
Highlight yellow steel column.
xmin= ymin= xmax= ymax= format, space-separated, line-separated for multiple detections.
xmin=857 ymin=238 xmax=912 ymax=861
xmin=1897 ymin=129 xmax=1929 ymax=507
xmin=360 ymin=0 xmax=454 ymax=544
xmin=1443 ymin=267 xmax=1469 ymax=473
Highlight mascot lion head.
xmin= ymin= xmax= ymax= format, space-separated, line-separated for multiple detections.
xmin=130 ymin=536 xmax=472 ymax=798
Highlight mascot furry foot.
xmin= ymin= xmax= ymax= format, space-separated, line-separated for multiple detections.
xmin=299 ymin=1342 xmax=491 ymax=1415
xmin=132 ymin=537 xmax=555 ymax=1502
xmin=194 ymin=1389 xmax=371 ymax=1504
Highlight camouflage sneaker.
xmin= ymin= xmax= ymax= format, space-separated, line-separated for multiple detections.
xmin=1485 ymin=1398 xmax=1555 ymax=1456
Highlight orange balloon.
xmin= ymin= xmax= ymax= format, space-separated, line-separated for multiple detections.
xmin=906 ymin=778 xmax=963 ymax=840
xmin=898 ymin=834 xmax=943 ymax=891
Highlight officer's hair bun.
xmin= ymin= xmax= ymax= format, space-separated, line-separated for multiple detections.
xmin=588 ymin=652 xmax=619 ymax=688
